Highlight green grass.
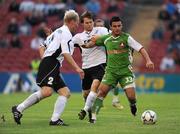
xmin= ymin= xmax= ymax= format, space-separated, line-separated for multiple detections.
xmin=0 ymin=93 xmax=180 ymax=134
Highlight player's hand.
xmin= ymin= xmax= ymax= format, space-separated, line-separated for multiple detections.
xmin=146 ymin=60 xmax=154 ymax=70
xmin=81 ymin=44 xmax=87 ymax=48
xmin=76 ymin=68 xmax=84 ymax=79
xmin=91 ymin=35 xmax=100 ymax=43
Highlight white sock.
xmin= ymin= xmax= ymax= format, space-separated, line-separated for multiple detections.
xmin=51 ymin=96 xmax=67 ymax=122
xmin=83 ymin=91 xmax=97 ymax=112
xmin=112 ymin=95 xmax=119 ymax=104
xmin=92 ymin=113 xmax=96 ymax=120
xmin=17 ymin=90 xmax=43 ymax=113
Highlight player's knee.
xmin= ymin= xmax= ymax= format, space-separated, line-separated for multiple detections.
xmin=98 ymin=89 xmax=107 ymax=97
xmin=65 ymin=91 xmax=71 ymax=98
xmin=58 ymin=87 xmax=71 ymax=98
xmin=41 ymin=88 xmax=53 ymax=97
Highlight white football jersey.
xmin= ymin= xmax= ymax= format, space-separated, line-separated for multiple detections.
xmin=72 ymin=27 xmax=109 ymax=69
xmin=41 ymin=25 xmax=74 ymax=65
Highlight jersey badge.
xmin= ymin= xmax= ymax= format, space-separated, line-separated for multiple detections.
xmin=119 ymin=43 xmax=125 ymax=48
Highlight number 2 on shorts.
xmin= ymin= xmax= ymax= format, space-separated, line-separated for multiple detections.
xmin=48 ymin=77 xmax=54 ymax=85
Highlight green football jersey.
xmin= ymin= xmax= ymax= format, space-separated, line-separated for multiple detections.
xmin=96 ymin=32 xmax=138 ymax=72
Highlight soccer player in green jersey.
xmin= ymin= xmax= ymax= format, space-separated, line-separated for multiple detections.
xmin=82 ymin=16 xmax=154 ymax=122
xmin=94 ymin=18 xmax=124 ymax=110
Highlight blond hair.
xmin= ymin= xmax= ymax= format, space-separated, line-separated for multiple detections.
xmin=63 ymin=10 xmax=79 ymax=24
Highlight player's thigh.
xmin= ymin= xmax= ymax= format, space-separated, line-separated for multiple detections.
xmin=36 ymin=57 xmax=68 ymax=94
xmin=118 ymin=73 xmax=135 ymax=90
xmin=91 ymin=79 xmax=101 ymax=93
xmin=36 ymin=57 xmax=61 ymax=90
xmin=101 ymin=70 xmax=118 ymax=88
xmin=91 ymin=63 xmax=106 ymax=82
xmin=51 ymin=70 xmax=70 ymax=92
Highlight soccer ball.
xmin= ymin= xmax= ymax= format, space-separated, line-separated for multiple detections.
xmin=141 ymin=110 xmax=157 ymax=124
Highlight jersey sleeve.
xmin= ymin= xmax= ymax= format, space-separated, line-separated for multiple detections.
xmin=72 ymin=34 xmax=84 ymax=46
xmin=60 ymin=31 xmax=72 ymax=54
xmin=96 ymin=35 xmax=108 ymax=46
xmin=127 ymin=35 xmax=143 ymax=52
xmin=40 ymin=34 xmax=53 ymax=48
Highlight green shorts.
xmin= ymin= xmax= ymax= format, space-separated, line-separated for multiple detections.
xmin=101 ymin=67 xmax=135 ymax=89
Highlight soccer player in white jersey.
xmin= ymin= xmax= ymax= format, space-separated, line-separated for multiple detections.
xmin=71 ymin=11 xmax=109 ymax=123
xmin=94 ymin=18 xmax=124 ymax=110
xmin=12 ymin=10 xmax=84 ymax=126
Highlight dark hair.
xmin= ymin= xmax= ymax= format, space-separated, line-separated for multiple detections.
xmin=80 ymin=11 xmax=94 ymax=23
xmin=110 ymin=16 xmax=122 ymax=26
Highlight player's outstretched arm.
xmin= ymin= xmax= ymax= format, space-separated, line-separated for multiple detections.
xmin=63 ymin=53 xmax=84 ymax=79
xmin=139 ymin=48 xmax=154 ymax=70
xmin=81 ymin=35 xmax=100 ymax=48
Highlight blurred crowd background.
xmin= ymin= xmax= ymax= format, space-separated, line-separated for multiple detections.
xmin=0 ymin=0 xmax=179 ymax=74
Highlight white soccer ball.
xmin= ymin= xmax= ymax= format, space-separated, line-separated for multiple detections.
xmin=141 ymin=110 xmax=157 ymax=124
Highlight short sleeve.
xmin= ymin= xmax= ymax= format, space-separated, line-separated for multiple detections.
xmin=61 ymin=39 xmax=71 ymax=54
xmin=72 ymin=34 xmax=84 ymax=46
xmin=60 ymin=31 xmax=74 ymax=54
xmin=128 ymin=36 xmax=143 ymax=52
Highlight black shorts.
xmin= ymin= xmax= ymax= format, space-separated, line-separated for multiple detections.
xmin=36 ymin=56 xmax=66 ymax=92
xmin=82 ymin=63 xmax=106 ymax=90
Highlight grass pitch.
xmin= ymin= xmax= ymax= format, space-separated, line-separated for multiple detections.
xmin=0 ymin=93 xmax=180 ymax=134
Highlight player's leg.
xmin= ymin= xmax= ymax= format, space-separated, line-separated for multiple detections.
xmin=91 ymin=70 xmax=117 ymax=122
xmin=49 ymin=70 xmax=70 ymax=126
xmin=124 ymin=87 xmax=137 ymax=116
xmin=119 ymin=73 xmax=137 ymax=116
xmin=78 ymin=79 xmax=100 ymax=122
xmin=83 ymin=79 xmax=99 ymax=111
xmin=112 ymin=86 xmax=124 ymax=110
xmin=78 ymin=64 xmax=105 ymax=122
xmin=49 ymin=86 xmax=70 ymax=126
xmin=92 ymin=83 xmax=111 ymax=116
xmin=82 ymin=68 xmax=91 ymax=103
xmin=87 ymin=79 xmax=101 ymax=123
xmin=12 ymin=86 xmax=53 ymax=125
xmin=12 ymin=57 xmax=57 ymax=125
xmin=78 ymin=69 xmax=92 ymax=120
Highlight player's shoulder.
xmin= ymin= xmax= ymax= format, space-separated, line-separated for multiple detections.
xmin=122 ymin=32 xmax=130 ymax=37
xmin=94 ymin=27 xmax=108 ymax=31
xmin=54 ymin=27 xmax=63 ymax=34
xmin=58 ymin=25 xmax=72 ymax=38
